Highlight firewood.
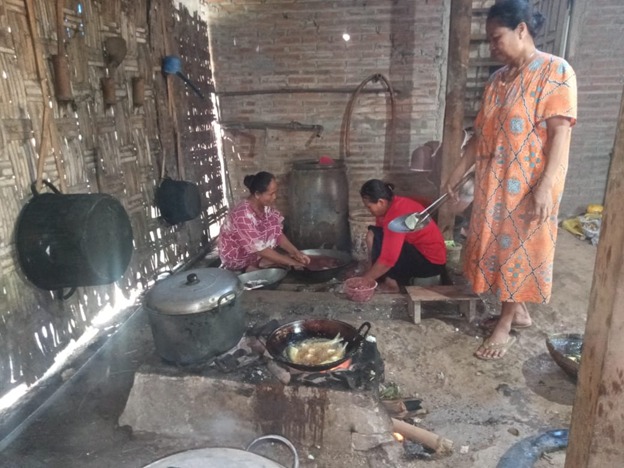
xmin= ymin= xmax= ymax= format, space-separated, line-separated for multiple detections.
xmin=391 ymin=417 xmax=453 ymax=455
xmin=381 ymin=399 xmax=408 ymax=418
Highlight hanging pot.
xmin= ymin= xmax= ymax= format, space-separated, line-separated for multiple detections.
xmin=15 ymin=180 xmax=133 ymax=296
xmin=155 ymin=177 xmax=202 ymax=225
xmin=144 ymin=268 xmax=246 ymax=365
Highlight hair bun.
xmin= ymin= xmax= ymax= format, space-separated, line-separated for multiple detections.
xmin=243 ymin=174 xmax=255 ymax=190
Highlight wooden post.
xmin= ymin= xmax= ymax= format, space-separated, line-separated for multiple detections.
xmin=436 ymin=0 xmax=472 ymax=239
xmin=565 ymin=89 xmax=624 ymax=466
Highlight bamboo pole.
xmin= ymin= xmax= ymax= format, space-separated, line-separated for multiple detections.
xmin=391 ymin=417 xmax=453 ymax=455
xmin=161 ymin=9 xmax=184 ymax=180
xmin=24 ymin=0 xmax=67 ymax=192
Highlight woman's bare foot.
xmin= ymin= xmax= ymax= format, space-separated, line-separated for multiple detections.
xmin=513 ymin=303 xmax=532 ymax=328
xmin=377 ymin=277 xmax=400 ymax=293
xmin=474 ymin=302 xmax=519 ymax=360
xmin=480 ymin=302 xmax=532 ymax=330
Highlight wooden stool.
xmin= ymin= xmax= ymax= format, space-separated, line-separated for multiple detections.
xmin=405 ymin=285 xmax=480 ymax=324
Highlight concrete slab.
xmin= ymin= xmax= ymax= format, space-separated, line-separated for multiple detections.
xmin=119 ymin=368 xmax=394 ymax=454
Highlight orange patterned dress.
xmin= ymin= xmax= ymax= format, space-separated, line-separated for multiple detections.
xmin=464 ymin=51 xmax=577 ymax=303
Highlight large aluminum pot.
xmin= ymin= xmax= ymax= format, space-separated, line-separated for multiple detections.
xmin=144 ymin=268 xmax=245 ymax=365
xmin=144 ymin=435 xmax=299 ymax=468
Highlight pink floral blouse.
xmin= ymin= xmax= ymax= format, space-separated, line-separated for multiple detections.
xmin=218 ymin=200 xmax=284 ymax=270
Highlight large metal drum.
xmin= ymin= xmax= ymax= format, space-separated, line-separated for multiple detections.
xmin=287 ymin=159 xmax=350 ymax=251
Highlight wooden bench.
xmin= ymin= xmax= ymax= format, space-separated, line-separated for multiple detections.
xmin=405 ymin=285 xmax=480 ymax=324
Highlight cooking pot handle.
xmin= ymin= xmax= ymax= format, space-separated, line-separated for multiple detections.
xmin=352 ymin=322 xmax=370 ymax=346
xmin=217 ymin=291 xmax=236 ymax=312
xmin=153 ymin=270 xmax=174 ymax=282
xmin=55 ymin=287 xmax=76 ymax=300
xmin=357 ymin=322 xmax=370 ymax=340
xmin=31 ymin=180 xmax=62 ymax=196
xmin=246 ymin=434 xmax=299 ymax=468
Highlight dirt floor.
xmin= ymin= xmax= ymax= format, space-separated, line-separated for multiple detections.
xmin=0 ymin=230 xmax=595 ymax=467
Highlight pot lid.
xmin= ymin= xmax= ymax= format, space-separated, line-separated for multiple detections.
xmin=143 ymin=447 xmax=286 ymax=468
xmin=145 ymin=268 xmax=241 ymax=315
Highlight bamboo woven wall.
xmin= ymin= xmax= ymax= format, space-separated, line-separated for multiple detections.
xmin=0 ymin=0 xmax=224 ymax=395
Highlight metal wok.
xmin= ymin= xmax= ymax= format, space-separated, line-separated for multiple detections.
xmin=238 ymin=268 xmax=288 ymax=290
xmin=265 ymin=319 xmax=371 ymax=372
xmin=290 ymin=249 xmax=353 ymax=283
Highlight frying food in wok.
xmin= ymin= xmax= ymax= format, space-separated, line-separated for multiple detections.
xmin=284 ymin=333 xmax=347 ymax=366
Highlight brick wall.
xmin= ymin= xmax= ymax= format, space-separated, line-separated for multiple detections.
xmin=563 ymin=0 xmax=624 ymax=216
xmin=202 ymin=0 xmax=624 ymax=226
xmin=203 ymin=0 xmax=450 ymax=224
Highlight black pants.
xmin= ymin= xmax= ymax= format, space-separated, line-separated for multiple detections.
xmin=369 ymin=226 xmax=445 ymax=286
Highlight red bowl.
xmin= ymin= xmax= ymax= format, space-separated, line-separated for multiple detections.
xmin=344 ymin=277 xmax=377 ymax=303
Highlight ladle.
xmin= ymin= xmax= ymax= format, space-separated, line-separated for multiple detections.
xmin=388 ymin=172 xmax=474 ymax=233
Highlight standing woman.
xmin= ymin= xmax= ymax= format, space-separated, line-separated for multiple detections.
xmin=219 ymin=171 xmax=310 ymax=271
xmin=445 ymin=0 xmax=577 ymax=360
xmin=360 ymin=179 xmax=446 ymax=292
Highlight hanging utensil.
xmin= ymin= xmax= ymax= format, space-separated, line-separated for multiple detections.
xmin=100 ymin=36 xmax=127 ymax=106
xmin=388 ymin=172 xmax=474 ymax=233
xmin=162 ymin=55 xmax=205 ymax=99
xmin=51 ymin=0 xmax=72 ymax=102
xmin=103 ymin=36 xmax=127 ymax=69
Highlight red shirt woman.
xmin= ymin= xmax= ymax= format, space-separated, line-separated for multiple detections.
xmin=360 ymin=179 xmax=446 ymax=292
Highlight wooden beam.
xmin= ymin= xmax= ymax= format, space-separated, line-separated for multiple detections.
xmin=565 ymin=88 xmax=624 ymax=466
xmin=437 ymin=0 xmax=473 ymax=239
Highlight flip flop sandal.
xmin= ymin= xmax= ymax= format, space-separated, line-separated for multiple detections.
xmin=474 ymin=335 xmax=517 ymax=361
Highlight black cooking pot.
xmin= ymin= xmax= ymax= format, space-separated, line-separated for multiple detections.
xmin=155 ymin=177 xmax=201 ymax=225
xmin=15 ymin=181 xmax=133 ymax=295
xmin=289 ymin=249 xmax=353 ymax=283
xmin=144 ymin=268 xmax=245 ymax=365
xmin=265 ymin=319 xmax=371 ymax=372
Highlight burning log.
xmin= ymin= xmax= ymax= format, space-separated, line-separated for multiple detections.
xmin=391 ymin=418 xmax=453 ymax=455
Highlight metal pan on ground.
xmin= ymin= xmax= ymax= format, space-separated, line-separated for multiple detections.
xmin=238 ymin=268 xmax=288 ymax=290
xmin=546 ymin=333 xmax=582 ymax=380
